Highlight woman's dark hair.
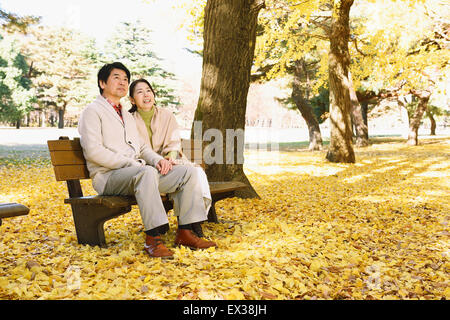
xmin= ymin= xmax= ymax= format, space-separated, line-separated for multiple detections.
xmin=128 ymin=78 xmax=156 ymax=113
xmin=97 ymin=62 xmax=131 ymax=94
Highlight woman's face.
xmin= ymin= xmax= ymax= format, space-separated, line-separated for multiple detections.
xmin=131 ymin=81 xmax=155 ymax=111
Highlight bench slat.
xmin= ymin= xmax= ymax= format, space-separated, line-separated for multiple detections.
xmin=64 ymin=194 xmax=171 ymax=208
xmin=47 ymin=139 xmax=82 ymax=151
xmin=181 ymin=139 xmax=203 ymax=167
xmin=53 ymin=164 xmax=90 ymax=181
xmin=209 ymin=181 xmax=247 ymax=194
xmin=50 ymin=150 xmax=86 ymax=166
xmin=62 ymin=183 xmax=246 ymax=209
xmin=181 ymin=139 xmax=203 ymax=150
xmin=0 ymin=203 xmax=30 ymax=219
xmin=64 ymin=195 xmax=136 ymax=208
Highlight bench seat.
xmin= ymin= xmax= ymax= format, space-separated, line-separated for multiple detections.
xmin=0 ymin=203 xmax=30 ymax=226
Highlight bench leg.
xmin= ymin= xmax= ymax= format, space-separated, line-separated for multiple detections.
xmin=70 ymin=204 xmax=131 ymax=247
xmin=208 ymin=191 xmax=237 ymax=223
xmin=162 ymin=200 xmax=173 ymax=213
xmin=207 ymin=203 xmax=219 ymax=223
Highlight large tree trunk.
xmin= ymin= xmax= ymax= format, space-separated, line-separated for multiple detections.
xmin=191 ymin=0 xmax=265 ymax=198
xmin=292 ymin=59 xmax=323 ymax=150
xmin=326 ymin=0 xmax=355 ymax=163
xmin=408 ymin=90 xmax=431 ymax=145
xmin=349 ymin=72 xmax=368 ymax=147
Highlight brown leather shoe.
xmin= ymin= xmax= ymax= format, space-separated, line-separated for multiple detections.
xmin=175 ymin=229 xmax=217 ymax=250
xmin=144 ymin=235 xmax=174 ymax=259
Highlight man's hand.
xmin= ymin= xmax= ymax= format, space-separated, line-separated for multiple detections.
xmin=156 ymin=158 xmax=176 ymax=175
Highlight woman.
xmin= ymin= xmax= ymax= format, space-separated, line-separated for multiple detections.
xmin=128 ymin=79 xmax=212 ymax=237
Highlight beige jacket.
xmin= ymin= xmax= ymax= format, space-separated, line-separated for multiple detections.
xmin=133 ymin=106 xmax=181 ymax=157
xmin=78 ymin=95 xmax=164 ymax=194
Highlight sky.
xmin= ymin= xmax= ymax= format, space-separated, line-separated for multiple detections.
xmin=1 ymin=0 xmax=202 ymax=78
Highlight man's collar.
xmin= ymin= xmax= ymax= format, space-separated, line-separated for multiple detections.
xmin=102 ymin=95 xmax=122 ymax=108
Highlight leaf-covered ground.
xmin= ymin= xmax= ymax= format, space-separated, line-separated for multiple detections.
xmin=0 ymin=137 xmax=449 ymax=300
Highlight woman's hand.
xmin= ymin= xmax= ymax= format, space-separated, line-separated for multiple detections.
xmin=156 ymin=158 xmax=176 ymax=175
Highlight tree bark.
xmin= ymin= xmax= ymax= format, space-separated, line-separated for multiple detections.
xmin=292 ymin=59 xmax=323 ymax=150
xmin=361 ymin=100 xmax=369 ymax=138
xmin=326 ymin=0 xmax=355 ymax=163
xmin=408 ymin=90 xmax=431 ymax=145
xmin=58 ymin=107 xmax=65 ymax=129
xmin=349 ymin=72 xmax=369 ymax=147
xmin=191 ymin=0 xmax=265 ymax=198
xmin=39 ymin=109 xmax=45 ymax=127
xmin=426 ymin=109 xmax=436 ymax=135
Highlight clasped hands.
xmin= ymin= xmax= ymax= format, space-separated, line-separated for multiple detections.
xmin=156 ymin=158 xmax=177 ymax=175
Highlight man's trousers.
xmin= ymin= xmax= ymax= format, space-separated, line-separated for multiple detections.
xmin=102 ymin=164 xmax=207 ymax=231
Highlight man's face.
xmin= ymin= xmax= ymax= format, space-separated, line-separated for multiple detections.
xmin=100 ymin=68 xmax=129 ymax=100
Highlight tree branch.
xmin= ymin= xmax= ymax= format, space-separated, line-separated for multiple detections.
xmin=309 ymin=18 xmax=331 ymax=36
xmin=351 ymin=37 xmax=367 ymax=56
xmin=251 ymin=0 xmax=266 ymax=13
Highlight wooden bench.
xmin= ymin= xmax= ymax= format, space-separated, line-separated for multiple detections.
xmin=47 ymin=137 xmax=246 ymax=247
xmin=0 ymin=203 xmax=30 ymax=226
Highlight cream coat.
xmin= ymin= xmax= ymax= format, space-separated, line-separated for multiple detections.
xmin=78 ymin=95 xmax=164 ymax=194
xmin=133 ymin=106 xmax=181 ymax=157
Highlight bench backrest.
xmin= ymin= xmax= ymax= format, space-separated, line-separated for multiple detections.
xmin=47 ymin=137 xmax=204 ymax=182
xmin=47 ymin=138 xmax=89 ymax=181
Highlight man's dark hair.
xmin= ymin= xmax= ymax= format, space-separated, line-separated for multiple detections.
xmin=97 ymin=62 xmax=131 ymax=94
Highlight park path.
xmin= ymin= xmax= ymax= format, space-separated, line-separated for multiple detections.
xmin=0 ymin=127 xmax=325 ymax=146
xmin=1 ymin=126 xmax=446 ymax=148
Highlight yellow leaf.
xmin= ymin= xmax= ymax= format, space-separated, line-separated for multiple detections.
xmin=444 ymin=287 xmax=450 ymax=299
xmin=355 ymin=279 xmax=364 ymax=288
xmin=310 ymin=260 xmax=322 ymax=272
xmin=260 ymin=291 xmax=277 ymax=299
xmin=226 ymin=289 xmax=245 ymax=300
xmin=297 ymin=282 xmax=307 ymax=294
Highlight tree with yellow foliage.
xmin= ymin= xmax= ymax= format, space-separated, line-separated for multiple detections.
xmin=258 ymin=0 xmax=357 ymax=162
xmin=175 ymin=0 xmax=449 ymax=161
xmin=349 ymin=0 xmax=449 ymax=145
xmin=325 ymin=0 xmax=356 ymax=162
xmin=254 ymin=1 xmax=328 ymax=151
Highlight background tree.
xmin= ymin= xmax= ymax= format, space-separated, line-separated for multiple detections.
xmin=349 ymin=0 xmax=449 ymax=145
xmin=24 ymin=26 xmax=98 ymax=128
xmin=179 ymin=0 xmax=359 ymax=161
xmin=102 ymin=20 xmax=179 ymax=109
xmin=255 ymin=0 xmax=449 ymax=150
xmin=0 ymin=6 xmax=40 ymax=34
xmin=253 ymin=1 xmax=328 ymax=151
xmin=254 ymin=0 xmax=367 ymax=152
xmin=0 ymin=35 xmax=35 ymax=128
xmin=426 ymin=105 xmax=448 ymax=136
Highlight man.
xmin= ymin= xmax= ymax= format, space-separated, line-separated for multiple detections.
xmin=78 ymin=62 xmax=216 ymax=259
